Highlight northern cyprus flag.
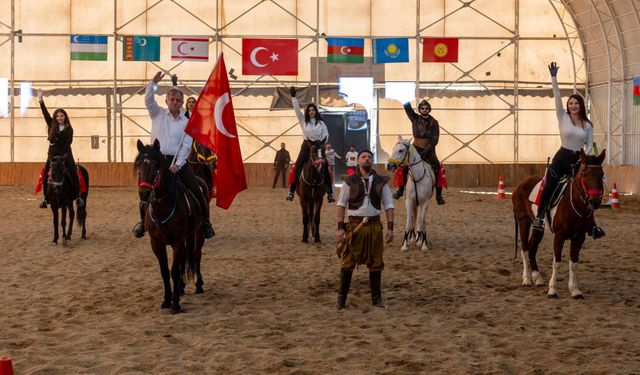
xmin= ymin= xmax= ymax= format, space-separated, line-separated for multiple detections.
xmin=70 ymin=35 xmax=108 ymax=61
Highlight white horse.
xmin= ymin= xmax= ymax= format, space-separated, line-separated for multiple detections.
xmin=386 ymin=137 xmax=435 ymax=251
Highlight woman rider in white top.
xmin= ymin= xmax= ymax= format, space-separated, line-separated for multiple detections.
xmin=533 ymin=62 xmax=604 ymax=239
xmin=285 ymin=86 xmax=334 ymax=203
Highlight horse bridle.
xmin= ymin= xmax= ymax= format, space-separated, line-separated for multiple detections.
xmin=569 ymin=163 xmax=604 ymax=217
xmin=191 ymin=142 xmax=216 ymax=165
xmin=49 ymin=160 xmax=69 ymax=187
xmin=388 ymin=143 xmax=428 ymax=183
xmin=137 ymin=157 xmax=162 ymax=191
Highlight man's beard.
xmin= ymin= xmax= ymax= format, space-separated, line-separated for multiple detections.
xmin=361 ymin=164 xmax=372 ymax=172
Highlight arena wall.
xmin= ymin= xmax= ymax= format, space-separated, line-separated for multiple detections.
xmin=1 ymin=163 xmax=638 ymax=195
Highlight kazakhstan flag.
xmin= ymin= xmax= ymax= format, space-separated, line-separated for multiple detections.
xmin=373 ymin=38 xmax=409 ymax=64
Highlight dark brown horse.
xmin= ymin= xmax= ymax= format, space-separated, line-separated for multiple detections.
xmin=185 ymin=140 xmax=217 ymax=294
xmin=135 ymin=139 xmax=208 ymax=313
xmin=512 ymin=149 xmax=606 ymax=299
xmin=46 ymin=154 xmax=89 ymax=245
xmin=296 ymin=142 xmax=327 ymax=243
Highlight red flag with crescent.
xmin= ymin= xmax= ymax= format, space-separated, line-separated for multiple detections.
xmin=184 ymin=53 xmax=247 ymax=209
xmin=242 ymin=38 xmax=298 ymax=76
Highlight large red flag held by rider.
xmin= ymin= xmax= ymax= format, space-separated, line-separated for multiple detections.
xmin=184 ymin=53 xmax=247 ymax=209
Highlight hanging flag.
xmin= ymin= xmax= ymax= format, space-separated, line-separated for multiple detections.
xmin=70 ymin=35 xmax=108 ymax=61
xmin=373 ymin=38 xmax=409 ymax=64
xmin=422 ymin=37 xmax=459 ymax=63
xmin=327 ymin=37 xmax=364 ymax=63
xmin=242 ymin=38 xmax=298 ymax=76
xmin=171 ymin=36 xmax=209 ymax=61
xmin=185 ymin=53 xmax=247 ymax=209
xmin=634 ymin=77 xmax=640 ymax=105
xmin=123 ymin=35 xmax=160 ymax=61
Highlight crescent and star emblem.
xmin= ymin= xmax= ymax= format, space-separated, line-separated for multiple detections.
xmin=249 ymin=47 xmax=280 ymax=67
xmin=138 ymin=37 xmax=147 ymax=47
xmin=177 ymin=42 xmax=189 ymax=55
xmin=214 ymin=92 xmax=236 ymax=139
xmin=340 ymin=46 xmax=351 ymax=54
xmin=72 ymin=35 xmax=80 ymax=43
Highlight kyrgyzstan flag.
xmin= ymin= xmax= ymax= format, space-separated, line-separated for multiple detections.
xmin=422 ymin=37 xmax=459 ymax=63
xmin=242 ymin=38 xmax=298 ymax=76
xmin=184 ymin=53 xmax=247 ymax=209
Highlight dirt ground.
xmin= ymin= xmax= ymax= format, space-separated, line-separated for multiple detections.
xmin=1 ymin=185 xmax=639 ymax=374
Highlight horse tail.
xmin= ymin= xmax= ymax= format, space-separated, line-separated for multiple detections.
xmin=185 ymin=236 xmax=197 ymax=282
xmin=513 ymin=212 xmax=518 ymax=260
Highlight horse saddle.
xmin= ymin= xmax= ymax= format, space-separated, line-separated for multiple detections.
xmin=528 ymin=176 xmax=570 ymax=232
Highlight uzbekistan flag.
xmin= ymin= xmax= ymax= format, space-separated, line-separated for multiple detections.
xmin=327 ymin=38 xmax=364 ymax=63
xmin=70 ymin=35 xmax=107 ymax=61
xmin=634 ymin=77 xmax=640 ymax=105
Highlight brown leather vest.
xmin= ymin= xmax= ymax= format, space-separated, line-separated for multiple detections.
xmin=341 ymin=171 xmax=391 ymax=210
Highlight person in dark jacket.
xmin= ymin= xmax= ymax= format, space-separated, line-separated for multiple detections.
xmin=272 ymin=143 xmax=291 ymax=188
xmin=393 ymin=99 xmax=445 ymax=205
xmin=36 ymin=89 xmax=83 ymax=209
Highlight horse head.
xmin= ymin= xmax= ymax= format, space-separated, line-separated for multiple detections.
xmin=49 ymin=153 xmax=69 ymax=189
xmin=577 ymin=149 xmax=606 ymax=210
xmin=190 ymin=141 xmax=217 ymax=170
xmin=386 ymin=138 xmax=414 ymax=172
xmin=135 ymin=139 xmax=166 ymax=193
xmin=309 ymin=141 xmax=327 ymax=175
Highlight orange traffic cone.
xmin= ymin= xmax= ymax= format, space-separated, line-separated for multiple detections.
xmin=610 ymin=183 xmax=621 ymax=209
xmin=0 ymin=357 xmax=14 ymax=375
xmin=497 ymin=176 xmax=506 ymax=199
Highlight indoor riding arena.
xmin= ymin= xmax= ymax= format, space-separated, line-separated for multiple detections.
xmin=1 ymin=1 xmax=639 ymax=374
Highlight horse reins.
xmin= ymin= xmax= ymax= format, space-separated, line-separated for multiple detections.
xmin=568 ymin=164 xmax=604 ymax=218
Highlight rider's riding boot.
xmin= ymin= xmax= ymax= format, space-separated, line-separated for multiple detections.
xmin=392 ymin=185 xmax=405 ymax=200
xmin=588 ymin=223 xmax=606 ymax=239
xmin=286 ymin=191 xmax=295 ymax=201
xmin=40 ymin=178 xmax=48 ymax=208
xmin=202 ymin=221 xmax=215 ymax=239
xmin=369 ymin=270 xmax=386 ymax=308
xmin=325 ymin=168 xmax=335 ymax=203
xmin=39 ymin=200 xmax=48 ymax=209
xmin=197 ymin=191 xmax=215 ymax=239
xmin=436 ymin=187 xmax=445 ymax=205
xmin=533 ymin=168 xmax=559 ymax=232
xmin=133 ymin=201 xmax=147 ymax=238
xmin=336 ymin=269 xmax=353 ymax=310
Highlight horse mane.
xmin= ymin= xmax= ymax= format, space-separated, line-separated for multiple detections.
xmin=584 ymin=154 xmax=601 ymax=165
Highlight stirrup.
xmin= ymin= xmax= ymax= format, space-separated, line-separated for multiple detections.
xmin=436 ymin=196 xmax=445 ymax=205
xmin=591 ymin=225 xmax=605 ymax=239
xmin=133 ymin=222 xmax=146 ymax=238
xmin=392 ymin=190 xmax=403 ymax=200
xmin=76 ymin=197 xmax=84 ymax=208
xmin=286 ymin=192 xmax=294 ymax=201
xmin=532 ymin=217 xmax=545 ymax=232
xmin=327 ymin=193 xmax=335 ymax=203
xmin=39 ymin=200 xmax=48 ymax=209
xmin=202 ymin=222 xmax=215 ymax=239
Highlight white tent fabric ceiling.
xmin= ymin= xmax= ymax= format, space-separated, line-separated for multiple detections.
xmin=0 ymin=0 xmax=638 ymax=165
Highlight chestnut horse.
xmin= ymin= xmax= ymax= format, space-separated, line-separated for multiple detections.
xmin=135 ymin=139 xmax=208 ymax=313
xmin=512 ymin=150 xmax=606 ymax=299
xmin=46 ymin=154 xmax=89 ymax=245
xmin=296 ymin=141 xmax=327 ymax=243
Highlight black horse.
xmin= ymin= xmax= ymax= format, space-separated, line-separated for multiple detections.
xmin=46 ymin=154 xmax=89 ymax=245
xmin=296 ymin=141 xmax=327 ymax=243
xmin=135 ymin=139 xmax=208 ymax=313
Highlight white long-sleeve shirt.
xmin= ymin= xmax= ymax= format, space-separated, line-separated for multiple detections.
xmin=145 ymin=82 xmax=192 ymax=167
xmin=552 ymin=76 xmax=593 ymax=155
xmin=292 ymin=98 xmax=329 ymax=142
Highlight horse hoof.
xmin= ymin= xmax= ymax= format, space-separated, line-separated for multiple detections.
xmin=572 ymin=294 xmax=584 ymax=300
xmin=547 ymin=293 xmax=558 ymax=299
xmin=51 ymin=241 xmax=58 ymax=246
xmin=302 ymin=239 xmax=308 ymax=243
xmin=314 ymin=239 xmax=321 ymax=243
xmin=160 ymin=301 xmax=171 ymax=309
xmin=195 ymin=286 xmax=204 ymax=294
xmin=170 ymin=304 xmax=182 ymax=314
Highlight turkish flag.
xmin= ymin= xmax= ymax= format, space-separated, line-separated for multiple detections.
xmin=422 ymin=37 xmax=459 ymax=63
xmin=184 ymin=53 xmax=247 ymax=209
xmin=242 ymin=38 xmax=298 ymax=76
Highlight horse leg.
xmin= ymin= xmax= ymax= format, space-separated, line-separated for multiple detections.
xmin=300 ymin=201 xmax=309 ymax=243
xmin=152 ymin=238 xmax=172 ymax=309
xmin=568 ymin=234 xmax=586 ymax=299
xmin=67 ymin=202 xmax=75 ymax=241
xmin=547 ymin=234 xmax=565 ymax=298
xmin=60 ymin=206 xmax=68 ymax=244
xmin=194 ymin=233 xmax=205 ymax=294
xmin=51 ymin=206 xmax=59 ymax=246
xmin=170 ymin=242 xmax=186 ymax=313
xmin=401 ymin=198 xmax=414 ymax=251
xmin=416 ymin=201 xmax=429 ymax=252
xmin=529 ymin=230 xmax=545 ymax=287
xmin=313 ymin=201 xmax=322 ymax=243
